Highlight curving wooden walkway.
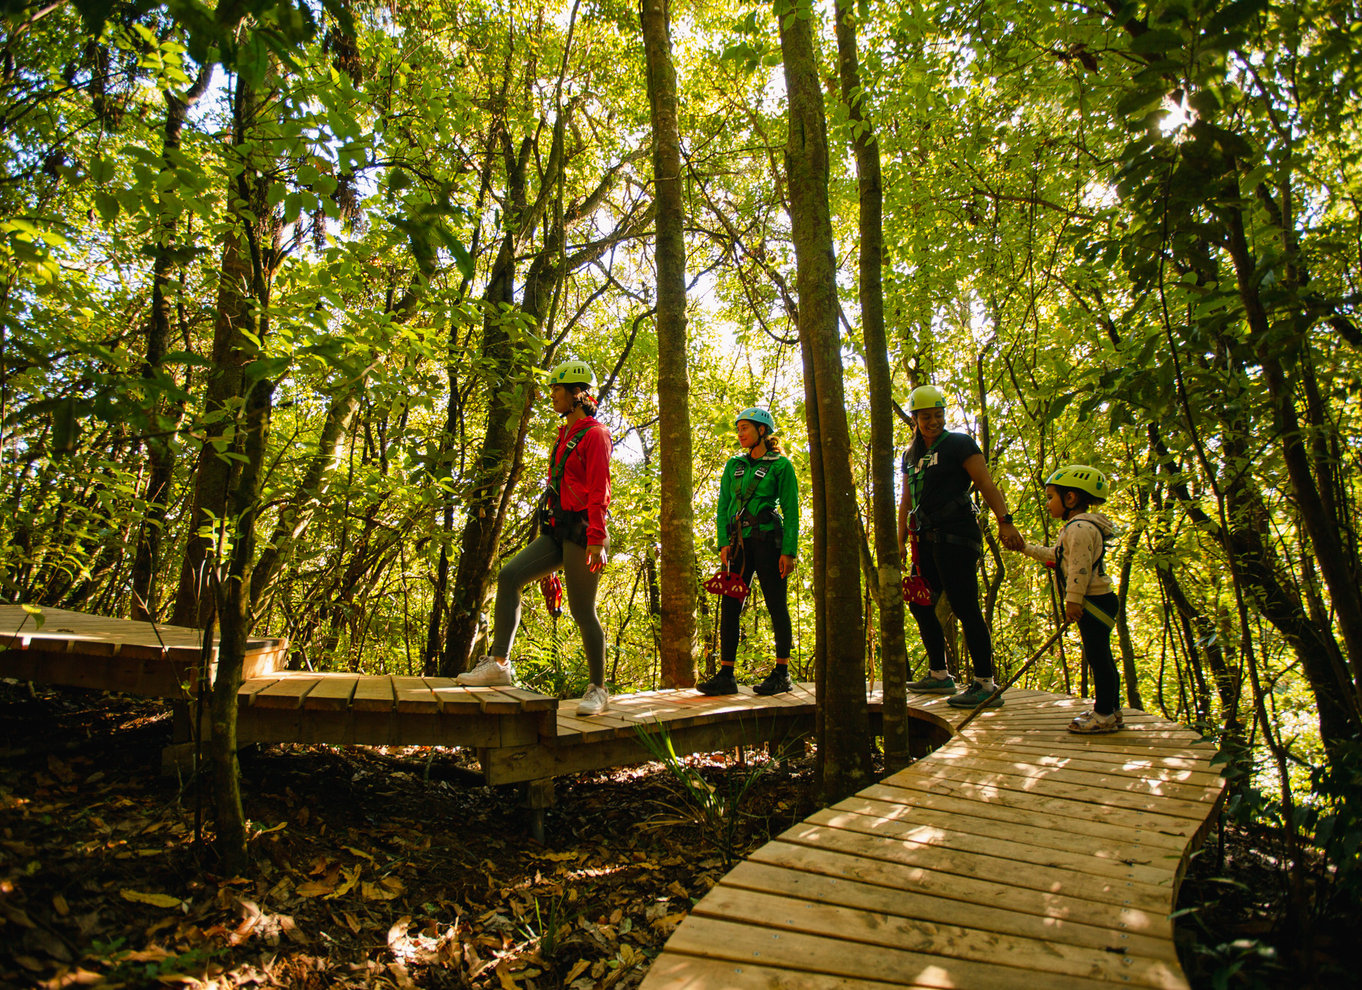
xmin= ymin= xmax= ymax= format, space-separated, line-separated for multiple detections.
xmin=640 ymin=689 xmax=1225 ymax=990
xmin=2 ymin=607 xmax=1225 ymax=986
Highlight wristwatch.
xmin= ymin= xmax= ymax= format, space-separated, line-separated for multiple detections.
xmin=1000 ymin=513 xmax=1014 ymax=525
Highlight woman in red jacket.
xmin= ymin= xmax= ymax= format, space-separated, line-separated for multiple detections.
xmin=456 ymin=360 xmax=613 ymax=716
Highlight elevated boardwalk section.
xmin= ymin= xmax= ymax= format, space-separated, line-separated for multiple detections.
xmin=2 ymin=608 xmax=1225 ymax=987
xmin=641 ymin=690 xmax=1224 ymax=990
xmin=0 ymin=605 xmax=286 ymax=696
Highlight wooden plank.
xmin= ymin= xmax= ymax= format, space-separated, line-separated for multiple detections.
xmin=689 ymin=886 xmax=1187 ymax=989
xmin=925 ymin=750 xmax=1223 ymax=804
xmin=658 ymin=915 xmax=1122 ymax=990
xmin=873 ymin=773 xmax=1203 ymax=842
xmin=720 ymin=860 xmax=1180 ymax=964
xmin=303 ymin=674 xmax=359 ymax=711
xmin=239 ymin=676 xmax=282 ymax=704
xmin=773 ymin=822 xmax=1175 ymax=914
xmin=351 ymin=675 xmax=396 ymax=712
xmin=237 ymin=707 xmax=514 ymax=749
xmin=746 ymin=842 xmax=1175 ymax=938
xmin=393 ymin=676 xmax=439 ymax=714
xmin=250 ymin=675 xmax=319 ymax=710
xmin=858 ymin=782 xmax=1190 ymax=851
xmin=427 ymin=681 xmax=488 ymax=714
xmin=963 ymin=724 xmax=1212 ymax=749
xmin=997 ymin=740 xmax=1221 ymax=776
xmin=814 ymin=795 xmax=1181 ymax=869
xmin=911 ymin=761 xmax=1220 ymax=820
xmin=488 ymin=685 xmax=557 ymax=712
xmin=470 ymin=685 xmax=524 ymax=714
xmin=802 ymin=806 xmax=1173 ymax=887
xmin=641 ymin=955 xmax=907 ymax=990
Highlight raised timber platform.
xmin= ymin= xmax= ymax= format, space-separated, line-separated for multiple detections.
xmin=0 ymin=605 xmax=287 ymax=698
xmin=639 ymin=688 xmax=1226 ymax=990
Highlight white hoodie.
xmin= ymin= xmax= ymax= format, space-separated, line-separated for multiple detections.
xmin=1021 ymin=511 xmax=1116 ymax=604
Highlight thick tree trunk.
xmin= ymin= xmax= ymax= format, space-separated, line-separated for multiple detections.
xmin=642 ymin=0 xmax=697 ymax=687
xmin=779 ymin=0 xmax=871 ymax=803
xmin=834 ymin=0 xmax=907 ymax=769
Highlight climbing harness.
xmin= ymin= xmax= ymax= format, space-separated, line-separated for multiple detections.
xmin=705 ymin=452 xmax=781 ymax=601
xmin=538 ymin=418 xmax=596 ymax=547
xmin=1052 ymin=517 xmax=1116 ymax=627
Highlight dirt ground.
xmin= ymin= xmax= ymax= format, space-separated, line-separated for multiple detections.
xmin=0 ymin=681 xmax=1331 ymax=989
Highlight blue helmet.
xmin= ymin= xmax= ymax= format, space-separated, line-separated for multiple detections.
xmin=735 ymin=407 xmax=777 ymax=436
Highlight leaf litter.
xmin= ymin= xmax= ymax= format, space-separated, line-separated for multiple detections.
xmin=0 ymin=681 xmax=816 ymax=988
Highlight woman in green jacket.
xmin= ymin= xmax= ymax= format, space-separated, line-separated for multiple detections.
xmin=699 ymin=407 xmax=799 ymax=696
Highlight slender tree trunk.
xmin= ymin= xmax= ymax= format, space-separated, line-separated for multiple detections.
xmin=779 ymin=0 xmax=870 ymax=803
xmin=170 ymin=225 xmax=253 ymax=630
xmin=834 ymin=0 xmax=906 ymax=769
xmin=131 ymin=66 xmax=213 ymax=621
xmin=1152 ymin=425 xmax=1357 ymax=754
xmin=1223 ymin=199 xmax=1362 ymax=711
xmin=208 ymin=70 xmax=282 ymax=872
xmin=642 ymin=0 xmax=697 ymax=687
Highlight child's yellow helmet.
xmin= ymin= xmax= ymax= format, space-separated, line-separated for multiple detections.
xmin=1045 ymin=464 xmax=1110 ymax=503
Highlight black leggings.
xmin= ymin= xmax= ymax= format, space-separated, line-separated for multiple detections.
xmin=1079 ymin=592 xmax=1121 ymax=715
xmin=719 ymin=538 xmax=792 ymax=664
xmin=907 ymin=535 xmax=993 ymax=679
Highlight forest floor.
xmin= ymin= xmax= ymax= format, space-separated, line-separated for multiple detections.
xmin=0 ymin=681 xmax=1335 ymax=990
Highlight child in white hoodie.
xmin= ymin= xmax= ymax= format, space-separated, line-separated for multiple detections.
xmin=1015 ymin=465 xmax=1123 ymax=734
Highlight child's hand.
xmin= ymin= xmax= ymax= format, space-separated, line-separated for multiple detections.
xmin=1065 ymin=600 xmax=1083 ymax=622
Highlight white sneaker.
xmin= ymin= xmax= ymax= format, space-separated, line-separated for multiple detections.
xmin=576 ymin=684 xmax=609 ymax=716
xmin=455 ymin=657 xmax=514 ymax=686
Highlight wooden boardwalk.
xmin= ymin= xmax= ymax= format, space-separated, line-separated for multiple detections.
xmin=640 ymin=689 xmax=1224 ymax=990
xmin=0 ymin=605 xmax=287 ymax=696
xmin=2 ymin=608 xmax=1225 ymax=986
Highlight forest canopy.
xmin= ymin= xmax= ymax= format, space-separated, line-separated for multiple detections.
xmin=2 ymin=0 xmax=1360 ymax=891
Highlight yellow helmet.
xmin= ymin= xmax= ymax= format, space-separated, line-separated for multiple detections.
xmin=547 ymin=359 xmax=597 ymax=389
xmin=908 ymin=385 xmax=947 ymax=412
xmin=1045 ymin=464 xmax=1110 ymax=503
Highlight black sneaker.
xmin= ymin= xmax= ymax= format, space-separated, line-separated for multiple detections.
xmin=697 ymin=669 xmax=738 ymax=695
xmin=752 ymin=668 xmax=792 ymax=696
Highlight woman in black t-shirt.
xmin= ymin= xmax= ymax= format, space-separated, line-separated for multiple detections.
xmin=896 ymin=385 xmax=1023 ymax=709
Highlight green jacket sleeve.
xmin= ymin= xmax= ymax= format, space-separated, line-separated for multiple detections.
xmin=715 ymin=457 xmax=738 ymax=546
xmin=777 ymin=457 xmax=799 ymax=557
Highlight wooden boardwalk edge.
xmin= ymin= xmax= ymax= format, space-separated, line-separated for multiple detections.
xmin=639 ymin=696 xmax=1227 ymax=990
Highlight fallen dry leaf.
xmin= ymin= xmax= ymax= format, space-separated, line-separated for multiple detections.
xmin=119 ymin=890 xmax=181 ymax=909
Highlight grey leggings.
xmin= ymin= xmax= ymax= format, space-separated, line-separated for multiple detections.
xmin=491 ymin=534 xmax=604 ymax=685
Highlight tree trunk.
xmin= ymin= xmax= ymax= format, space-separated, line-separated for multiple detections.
xmin=779 ymin=0 xmax=871 ymax=803
xmin=170 ymin=224 xmax=254 ymax=630
xmin=642 ymin=0 xmax=698 ymax=688
xmin=130 ymin=67 xmax=213 ymax=621
xmin=208 ymin=70 xmax=282 ymax=872
xmin=834 ymin=0 xmax=907 ymax=770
